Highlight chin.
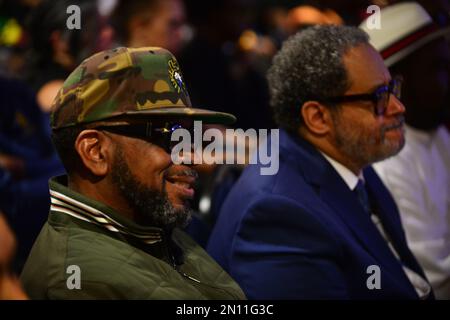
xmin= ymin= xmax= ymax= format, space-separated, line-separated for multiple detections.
xmin=170 ymin=197 xmax=193 ymax=213
xmin=390 ymin=136 xmax=406 ymax=155
xmin=171 ymin=202 xmax=188 ymax=212
xmin=372 ymin=141 xmax=405 ymax=163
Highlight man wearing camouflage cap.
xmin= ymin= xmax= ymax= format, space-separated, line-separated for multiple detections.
xmin=20 ymin=47 xmax=245 ymax=299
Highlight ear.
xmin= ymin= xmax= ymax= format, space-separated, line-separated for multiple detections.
xmin=74 ymin=130 xmax=111 ymax=177
xmin=300 ymin=101 xmax=334 ymax=135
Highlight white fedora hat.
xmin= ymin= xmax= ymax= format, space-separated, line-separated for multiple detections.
xmin=360 ymin=2 xmax=450 ymax=67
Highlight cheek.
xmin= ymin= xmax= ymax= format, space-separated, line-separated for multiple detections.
xmin=165 ymin=185 xmax=179 ymax=205
xmin=130 ymin=144 xmax=173 ymax=189
xmin=351 ymin=114 xmax=379 ymax=139
xmin=352 ymin=118 xmax=383 ymax=146
xmin=164 ymin=180 xmax=187 ymax=209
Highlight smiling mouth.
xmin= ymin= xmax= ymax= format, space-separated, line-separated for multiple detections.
xmin=165 ymin=175 xmax=197 ymax=199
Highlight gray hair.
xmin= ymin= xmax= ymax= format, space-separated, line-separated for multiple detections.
xmin=267 ymin=25 xmax=369 ymax=133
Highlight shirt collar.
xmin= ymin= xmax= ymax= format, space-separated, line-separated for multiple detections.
xmin=320 ymin=151 xmax=363 ymax=190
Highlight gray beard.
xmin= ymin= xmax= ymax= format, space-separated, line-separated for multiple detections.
xmin=331 ymin=112 xmax=405 ymax=168
xmin=110 ymin=147 xmax=192 ymax=229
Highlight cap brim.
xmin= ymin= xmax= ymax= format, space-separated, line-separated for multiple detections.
xmin=124 ymin=106 xmax=236 ymax=125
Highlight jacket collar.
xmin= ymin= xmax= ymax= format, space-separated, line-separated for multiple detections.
xmin=49 ymin=175 xmax=164 ymax=245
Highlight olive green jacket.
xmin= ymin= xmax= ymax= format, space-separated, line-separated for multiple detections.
xmin=21 ymin=176 xmax=245 ymax=300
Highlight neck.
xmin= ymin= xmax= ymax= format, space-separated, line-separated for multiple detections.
xmin=317 ymin=143 xmax=363 ymax=176
xmin=299 ymin=128 xmax=364 ymax=176
xmin=68 ymin=175 xmax=136 ymax=221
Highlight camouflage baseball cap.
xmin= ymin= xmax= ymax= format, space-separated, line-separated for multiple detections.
xmin=50 ymin=47 xmax=236 ymax=130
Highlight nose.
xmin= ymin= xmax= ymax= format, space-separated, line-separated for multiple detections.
xmin=385 ymin=94 xmax=406 ymax=116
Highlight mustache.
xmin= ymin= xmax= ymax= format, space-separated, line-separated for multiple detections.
xmin=176 ymin=169 xmax=198 ymax=179
xmin=163 ymin=168 xmax=199 ymax=180
xmin=383 ymin=116 xmax=405 ymax=131
xmin=161 ymin=168 xmax=199 ymax=193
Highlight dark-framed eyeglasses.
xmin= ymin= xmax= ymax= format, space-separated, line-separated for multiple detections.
xmin=317 ymin=76 xmax=403 ymax=116
xmin=94 ymin=122 xmax=190 ymax=153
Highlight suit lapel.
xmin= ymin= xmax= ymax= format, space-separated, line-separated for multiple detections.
xmin=318 ymin=167 xmax=406 ymax=275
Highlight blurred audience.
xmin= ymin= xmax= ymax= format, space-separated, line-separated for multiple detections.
xmin=25 ymin=0 xmax=108 ymax=112
xmin=286 ymin=4 xmax=343 ymax=34
xmin=180 ymin=0 xmax=274 ymax=131
xmin=1 ymin=0 xmax=107 ymax=273
xmin=110 ymin=0 xmax=187 ymax=55
xmin=0 ymin=212 xmax=28 ymax=300
xmin=313 ymin=0 xmax=372 ymax=25
xmin=362 ymin=2 xmax=450 ymax=299
xmin=0 ymin=76 xmax=64 ymax=273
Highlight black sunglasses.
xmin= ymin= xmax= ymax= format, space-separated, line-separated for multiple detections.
xmin=317 ymin=77 xmax=403 ymax=116
xmin=95 ymin=122 xmax=190 ymax=153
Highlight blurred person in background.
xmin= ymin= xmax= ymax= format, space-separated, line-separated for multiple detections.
xmin=110 ymin=0 xmax=187 ymax=55
xmin=180 ymin=0 xmax=274 ymax=131
xmin=0 ymin=76 xmax=64 ymax=273
xmin=1 ymin=0 xmax=110 ymax=273
xmin=362 ymin=2 xmax=450 ymax=298
xmin=25 ymin=0 xmax=110 ymax=112
xmin=302 ymin=0 xmax=371 ymax=26
xmin=0 ymin=0 xmax=34 ymax=79
xmin=0 ymin=212 xmax=28 ymax=300
xmin=286 ymin=2 xmax=343 ymax=34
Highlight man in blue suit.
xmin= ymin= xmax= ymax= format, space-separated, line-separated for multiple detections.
xmin=207 ymin=25 xmax=433 ymax=299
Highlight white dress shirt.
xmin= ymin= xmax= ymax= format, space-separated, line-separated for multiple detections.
xmin=374 ymin=125 xmax=450 ymax=299
xmin=321 ymin=151 xmax=431 ymax=299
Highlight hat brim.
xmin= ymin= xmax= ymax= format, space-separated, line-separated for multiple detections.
xmin=384 ymin=26 xmax=450 ymax=67
xmin=124 ymin=106 xmax=236 ymax=125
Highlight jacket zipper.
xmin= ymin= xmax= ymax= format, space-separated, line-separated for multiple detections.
xmin=163 ymin=232 xmax=202 ymax=284
xmin=164 ymin=234 xmax=241 ymax=298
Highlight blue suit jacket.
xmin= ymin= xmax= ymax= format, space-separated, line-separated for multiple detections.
xmin=207 ymin=130 xmax=431 ymax=299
